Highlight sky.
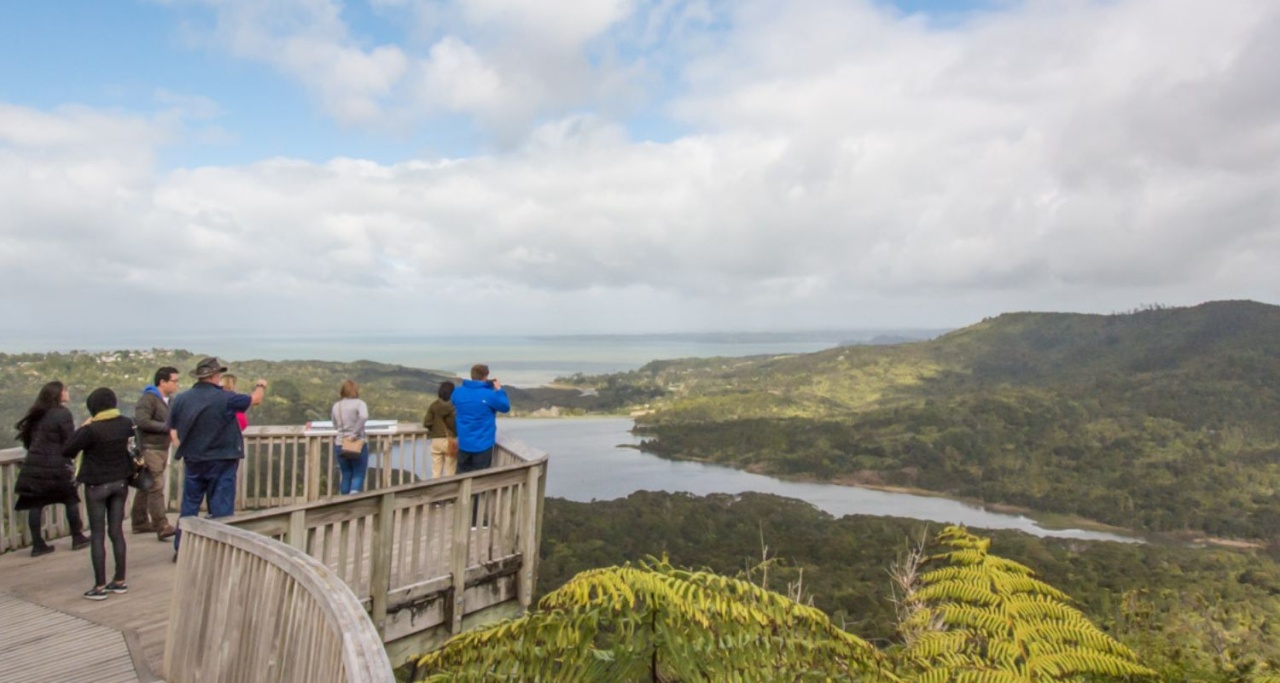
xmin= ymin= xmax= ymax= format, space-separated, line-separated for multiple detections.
xmin=1 ymin=0 xmax=1277 ymax=340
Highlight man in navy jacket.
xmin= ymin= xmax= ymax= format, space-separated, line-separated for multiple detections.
xmin=451 ymin=364 xmax=510 ymax=473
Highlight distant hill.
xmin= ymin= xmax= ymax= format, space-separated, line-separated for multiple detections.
xmin=0 ymin=350 xmax=595 ymax=445
xmin=567 ymin=300 xmax=1280 ymax=541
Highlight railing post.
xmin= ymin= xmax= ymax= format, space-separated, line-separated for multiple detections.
xmin=519 ymin=465 xmax=541 ymax=609
xmin=305 ymin=437 xmax=322 ymax=502
xmin=287 ymin=509 xmax=308 ymax=551
xmin=369 ymin=491 xmax=395 ymax=636
xmin=450 ymin=477 xmax=473 ymax=634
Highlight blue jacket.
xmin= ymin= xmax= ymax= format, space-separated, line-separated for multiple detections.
xmin=168 ymin=382 xmax=252 ymax=462
xmin=452 ymin=380 xmax=510 ymax=452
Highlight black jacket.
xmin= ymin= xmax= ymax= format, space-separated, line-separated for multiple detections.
xmin=13 ymin=406 xmax=78 ymax=508
xmin=63 ymin=416 xmax=135 ymax=486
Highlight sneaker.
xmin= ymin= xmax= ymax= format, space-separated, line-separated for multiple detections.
xmin=31 ymin=545 xmax=54 ymax=558
xmin=83 ymin=587 xmax=108 ymax=601
xmin=104 ymin=581 xmax=128 ymax=594
xmin=71 ymin=534 xmax=91 ymax=551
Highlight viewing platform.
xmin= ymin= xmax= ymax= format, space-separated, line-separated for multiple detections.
xmin=0 ymin=424 xmax=548 ymax=682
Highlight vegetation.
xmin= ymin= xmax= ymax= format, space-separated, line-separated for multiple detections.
xmin=561 ymin=301 xmax=1280 ymax=542
xmin=417 ymin=525 xmax=1159 ymax=682
xmin=538 ymin=492 xmax=1280 ymax=682
xmin=0 ymin=348 xmax=603 ymax=444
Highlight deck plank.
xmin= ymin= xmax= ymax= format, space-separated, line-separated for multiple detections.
xmin=0 ymin=531 xmax=175 ymax=681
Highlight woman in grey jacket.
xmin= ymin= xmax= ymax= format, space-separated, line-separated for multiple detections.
xmin=331 ymin=380 xmax=369 ymax=494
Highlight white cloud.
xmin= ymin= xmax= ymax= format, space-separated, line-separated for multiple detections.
xmin=3 ymin=0 xmax=1279 ymax=337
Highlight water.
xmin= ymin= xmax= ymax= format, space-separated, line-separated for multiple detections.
xmin=498 ymin=417 xmax=1138 ymax=543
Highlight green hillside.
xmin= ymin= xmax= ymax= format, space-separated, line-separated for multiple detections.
xmin=0 ymin=349 xmax=591 ymax=445
xmin=565 ymin=301 xmax=1280 ymax=541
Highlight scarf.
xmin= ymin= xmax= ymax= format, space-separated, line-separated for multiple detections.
xmin=91 ymin=408 xmax=122 ymax=422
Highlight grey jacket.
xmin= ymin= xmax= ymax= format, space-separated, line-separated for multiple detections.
xmin=134 ymin=388 xmax=171 ymax=451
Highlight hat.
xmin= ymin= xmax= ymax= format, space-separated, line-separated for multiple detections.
xmin=86 ymin=387 xmax=117 ymax=416
xmin=191 ymin=356 xmax=228 ymax=379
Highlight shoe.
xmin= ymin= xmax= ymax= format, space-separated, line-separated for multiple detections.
xmin=31 ymin=545 xmax=54 ymax=558
xmin=156 ymin=525 xmax=177 ymax=541
xmin=131 ymin=525 xmax=154 ymax=535
xmin=71 ymin=534 xmax=91 ymax=550
xmin=172 ymin=551 xmax=178 ymax=564
xmin=83 ymin=587 xmax=109 ymax=601
xmin=104 ymin=581 xmax=128 ymax=594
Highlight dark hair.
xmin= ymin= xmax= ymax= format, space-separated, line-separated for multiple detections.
xmin=154 ymin=366 xmax=179 ymax=386
xmin=86 ymin=387 xmax=118 ymax=416
xmin=438 ymin=381 xmax=455 ymax=401
xmin=15 ymin=381 xmax=66 ymax=449
xmin=470 ymin=364 xmax=490 ymax=381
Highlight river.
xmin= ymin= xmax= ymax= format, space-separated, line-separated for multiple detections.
xmin=496 ymin=417 xmax=1138 ymax=543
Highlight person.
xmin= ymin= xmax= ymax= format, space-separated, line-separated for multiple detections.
xmin=132 ymin=366 xmax=179 ymax=539
xmin=12 ymin=381 xmax=89 ymax=557
xmin=330 ymin=380 xmax=370 ymax=495
xmin=220 ymin=373 xmax=249 ymax=431
xmin=424 ymin=381 xmax=458 ymax=478
xmin=451 ymin=364 xmax=510 ymax=473
xmin=62 ymin=388 xmax=134 ymax=600
xmin=168 ymin=357 xmax=266 ymax=551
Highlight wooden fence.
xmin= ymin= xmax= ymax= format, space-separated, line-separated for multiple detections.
xmin=224 ymin=435 xmax=548 ymax=664
xmin=1 ymin=424 xmax=508 ymax=552
xmin=166 ymin=515 xmax=395 ymax=683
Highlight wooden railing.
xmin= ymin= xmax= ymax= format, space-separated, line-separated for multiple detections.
xmin=166 ymin=515 xmax=395 ymax=683
xmin=224 ymin=434 xmax=548 ymax=664
xmin=1 ymin=424 xmax=497 ymax=550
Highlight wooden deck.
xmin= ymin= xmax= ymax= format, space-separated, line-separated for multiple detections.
xmin=0 ymin=529 xmax=173 ymax=681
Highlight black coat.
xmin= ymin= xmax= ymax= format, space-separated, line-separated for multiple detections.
xmin=63 ymin=416 xmax=135 ymax=486
xmin=13 ymin=406 xmax=79 ymax=509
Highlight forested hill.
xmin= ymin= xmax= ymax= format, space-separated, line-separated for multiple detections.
xmin=0 ymin=349 xmax=591 ymax=438
xmin=567 ymin=300 xmax=1280 ymax=541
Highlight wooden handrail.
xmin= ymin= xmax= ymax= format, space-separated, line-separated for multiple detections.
xmin=165 ymin=516 xmax=394 ymax=682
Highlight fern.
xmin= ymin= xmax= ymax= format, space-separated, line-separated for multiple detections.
xmin=415 ymin=556 xmax=898 ymax=682
xmin=899 ymin=526 xmax=1156 ymax=682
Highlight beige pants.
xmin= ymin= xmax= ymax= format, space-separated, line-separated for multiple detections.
xmin=130 ymin=448 xmax=170 ymax=530
xmin=431 ymin=437 xmax=457 ymax=479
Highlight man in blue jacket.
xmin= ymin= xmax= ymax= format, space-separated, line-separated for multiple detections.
xmin=451 ymin=364 xmax=510 ymax=473
xmin=167 ymin=357 xmax=266 ymax=551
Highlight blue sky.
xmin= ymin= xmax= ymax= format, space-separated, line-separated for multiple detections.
xmin=0 ymin=0 xmax=1276 ymax=338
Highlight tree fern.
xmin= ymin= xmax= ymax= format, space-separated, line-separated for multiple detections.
xmin=898 ymin=526 xmax=1155 ymax=682
xmin=414 ymin=556 xmax=898 ymax=682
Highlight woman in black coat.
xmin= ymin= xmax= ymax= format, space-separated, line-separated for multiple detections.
xmin=63 ymin=387 xmax=136 ymax=600
xmin=13 ymin=381 xmax=89 ymax=557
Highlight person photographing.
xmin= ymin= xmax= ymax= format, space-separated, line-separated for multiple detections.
xmin=451 ymin=364 xmax=510 ymax=473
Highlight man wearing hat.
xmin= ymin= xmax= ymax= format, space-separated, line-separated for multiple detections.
xmin=167 ymin=357 xmax=267 ymax=550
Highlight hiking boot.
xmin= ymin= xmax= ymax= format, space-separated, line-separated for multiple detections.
xmin=131 ymin=525 xmax=154 ymax=535
xmin=104 ymin=581 xmax=129 ymax=594
xmin=31 ymin=545 xmax=54 ymax=558
xmin=83 ymin=587 xmax=109 ymax=600
xmin=156 ymin=525 xmax=177 ymax=541
xmin=71 ymin=534 xmax=91 ymax=550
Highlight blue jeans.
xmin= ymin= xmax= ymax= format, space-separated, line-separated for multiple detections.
xmin=174 ymin=459 xmax=239 ymax=550
xmin=334 ymin=443 xmax=370 ymax=495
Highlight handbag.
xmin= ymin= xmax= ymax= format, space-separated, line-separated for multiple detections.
xmin=127 ymin=421 xmax=153 ymax=489
xmin=340 ymin=437 xmax=366 ymax=460
xmin=128 ymin=458 xmax=154 ymax=490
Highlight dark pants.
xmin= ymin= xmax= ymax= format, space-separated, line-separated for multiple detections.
xmin=456 ymin=447 xmax=493 ymax=473
xmin=130 ymin=448 xmax=170 ymax=531
xmin=27 ymin=502 xmax=85 ymax=549
xmin=457 ymin=447 xmax=493 ymax=526
xmin=175 ymin=459 xmax=239 ymax=550
xmin=86 ymin=480 xmax=128 ymax=587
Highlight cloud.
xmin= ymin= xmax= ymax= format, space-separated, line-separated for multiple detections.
xmin=3 ymin=0 xmax=1279 ymax=337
